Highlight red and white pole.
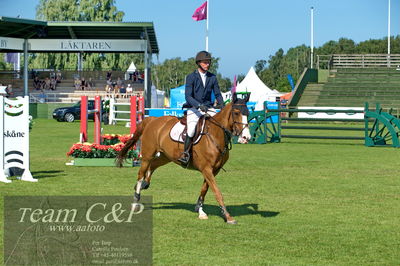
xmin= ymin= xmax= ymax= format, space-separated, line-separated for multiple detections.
xmin=94 ymin=95 xmax=101 ymax=144
xmin=80 ymin=96 xmax=88 ymax=143
xmin=138 ymin=95 xmax=145 ymax=122
xmin=130 ymin=96 xmax=137 ymax=135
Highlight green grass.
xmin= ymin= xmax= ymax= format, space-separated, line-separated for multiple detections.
xmin=1 ymin=119 xmax=400 ymax=265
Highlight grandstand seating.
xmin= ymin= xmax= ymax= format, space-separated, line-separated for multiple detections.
xmin=0 ymin=77 xmax=144 ymax=103
xmin=297 ymin=68 xmax=400 ymax=110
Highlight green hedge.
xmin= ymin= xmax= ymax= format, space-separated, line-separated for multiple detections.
xmin=29 ymin=103 xmax=72 ymax=119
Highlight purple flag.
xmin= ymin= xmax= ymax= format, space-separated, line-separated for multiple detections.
xmin=192 ymin=1 xmax=207 ymax=21
xmin=231 ymin=75 xmax=237 ymax=94
xmin=4 ymin=53 xmax=18 ymax=64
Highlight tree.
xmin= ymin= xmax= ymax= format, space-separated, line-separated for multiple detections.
xmin=31 ymin=0 xmax=139 ymax=71
xmin=254 ymin=60 xmax=266 ymax=74
xmin=151 ymin=56 xmax=231 ymax=94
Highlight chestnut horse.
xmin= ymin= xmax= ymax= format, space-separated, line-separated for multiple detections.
xmin=117 ymin=93 xmax=251 ymax=224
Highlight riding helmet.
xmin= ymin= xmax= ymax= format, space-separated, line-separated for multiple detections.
xmin=195 ymin=51 xmax=212 ymax=63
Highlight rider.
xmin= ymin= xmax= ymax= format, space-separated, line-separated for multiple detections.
xmin=177 ymin=51 xmax=225 ymax=165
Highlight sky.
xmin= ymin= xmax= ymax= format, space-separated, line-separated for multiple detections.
xmin=1 ymin=0 xmax=399 ymax=79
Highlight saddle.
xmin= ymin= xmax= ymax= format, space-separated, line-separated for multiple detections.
xmin=170 ymin=115 xmax=207 ymax=144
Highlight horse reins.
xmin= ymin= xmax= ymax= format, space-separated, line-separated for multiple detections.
xmin=205 ymin=104 xmax=249 ymax=156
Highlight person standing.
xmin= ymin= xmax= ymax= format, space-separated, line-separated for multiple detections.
xmin=178 ymin=51 xmax=224 ymax=165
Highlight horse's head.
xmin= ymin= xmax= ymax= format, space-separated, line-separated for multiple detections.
xmin=231 ymin=93 xmax=251 ymax=144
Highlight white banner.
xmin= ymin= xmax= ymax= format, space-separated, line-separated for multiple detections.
xmin=28 ymin=39 xmax=146 ymax=52
xmin=0 ymin=37 xmax=24 ymax=50
xmin=298 ymin=106 xmax=364 ymax=120
xmin=0 ymin=96 xmax=36 ymax=183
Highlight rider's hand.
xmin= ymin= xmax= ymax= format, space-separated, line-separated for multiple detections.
xmin=215 ymin=102 xmax=225 ymax=109
xmin=198 ymin=104 xmax=208 ymax=112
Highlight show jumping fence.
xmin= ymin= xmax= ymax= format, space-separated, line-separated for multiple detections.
xmin=108 ymin=96 xmax=145 ymax=134
xmin=248 ymin=102 xmax=400 ymax=148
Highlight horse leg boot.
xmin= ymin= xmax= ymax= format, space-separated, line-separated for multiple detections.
xmin=132 ymin=178 xmax=144 ymax=212
xmin=177 ymin=134 xmax=193 ymax=166
xmin=202 ymin=169 xmax=237 ymax=224
xmin=195 ymin=180 xmax=209 ymax=219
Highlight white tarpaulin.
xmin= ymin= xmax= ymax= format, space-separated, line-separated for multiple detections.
xmin=236 ymin=67 xmax=282 ymax=110
xmin=127 ymin=61 xmax=137 ymax=72
xmin=151 ymin=85 xmax=165 ymax=108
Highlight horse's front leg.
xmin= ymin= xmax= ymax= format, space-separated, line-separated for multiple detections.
xmin=195 ymin=179 xmax=209 ymax=220
xmin=201 ymin=168 xmax=237 ymax=224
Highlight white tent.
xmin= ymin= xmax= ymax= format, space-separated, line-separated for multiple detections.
xmin=125 ymin=62 xmax=137 ymax=80
xmin=236 ymin=67 xmax=282 ymax=110
xmin=127 ymin=61 xmax=137 ymax=72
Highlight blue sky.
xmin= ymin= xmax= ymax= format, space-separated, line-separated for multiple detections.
xmin=1 ymin=0 xmax=399 ymax=78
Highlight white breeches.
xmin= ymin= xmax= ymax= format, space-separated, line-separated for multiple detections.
xmin=186 ymin=108 xmax=217 ymax=137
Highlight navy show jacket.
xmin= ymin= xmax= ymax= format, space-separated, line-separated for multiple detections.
xmin=184 ymin=70 xmax=224 ymax=108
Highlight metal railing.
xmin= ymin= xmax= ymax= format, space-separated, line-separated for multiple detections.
xmin=318 ymin=54 xmax=400 ymax=69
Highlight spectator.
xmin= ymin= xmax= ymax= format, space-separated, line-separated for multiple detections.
xmin=5 ymin=84 xmax=13 ymax=97
xmin=116 ymin=77 xmax=123 ymax=89
xmin=106 ymin=71 xmax=112 ymax=81
xmin=38 ymin=89 xmax=47 ymax=103
xmin=44 ymin=77 xmax=51 ymax=90
xmin=119 ymin=84 xmax=126 ymax=98
xmin=56 ymin=71 xmax=62 ymax=83
xmin=105 ymin=79 xmax=113 ymax=95
xmin=81 ymin=77 xmax=87 ymax=91
xmin=133 ymin=70 xmax=139 ymax=82
xmin=50 ymin=77 xmax=57 ymax=90
xmin=87 ymin=78 xmax=94 ymax=90
xmin=74 ymin=78 xmax=81 ymax=90
xmin=139 ymin=72 xmax=144 ymax=83
xmin=33 ymin=76 xmax=41 ymax=90
xmin=126 ymin=84 xmax=133 ymax=95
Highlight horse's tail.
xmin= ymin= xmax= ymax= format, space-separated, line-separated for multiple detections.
xmin=116 ymin=117 xmax=151 ymax=167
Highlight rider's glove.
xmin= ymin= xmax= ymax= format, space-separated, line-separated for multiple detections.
xmin=215 ymin=102 xmax=225 ymax=109
xmin=198 ymin=104 xmax=208 ymax=112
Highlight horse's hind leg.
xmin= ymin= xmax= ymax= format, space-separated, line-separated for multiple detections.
xmin=133 ymin=159 xmax=151 ymax=204
xmin=141 ymin=153 xmax=170 ymax=190
xmin=195 ymin=179 xmax=209 ymax=220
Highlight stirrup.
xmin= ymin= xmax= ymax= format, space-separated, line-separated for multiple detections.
xmin=178 ymin=152 xmax=190 ymax=165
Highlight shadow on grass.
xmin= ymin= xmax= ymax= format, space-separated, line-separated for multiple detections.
xmin=31 ymin=170 xmax=65 ymax=179
xmin=151 ymin=202 xmax=279 ymax=218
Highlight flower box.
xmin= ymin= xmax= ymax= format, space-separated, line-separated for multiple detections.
xmin=72 ymin=158 xmax=137 ymax=167
xmin=66 ymin=134 xmax=141 ymax=167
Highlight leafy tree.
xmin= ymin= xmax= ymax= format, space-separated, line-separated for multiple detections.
xmin=152 ymin=56 xmax=229 ymax=94
xmin=31 ymin=0 xmax=140 ymax=71
xmin=254 ymin=60 xmax=266 ymax=74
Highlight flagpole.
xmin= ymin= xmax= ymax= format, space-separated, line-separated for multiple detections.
xmin=310 ymin=7 xmax=314 ymax=69
xmin=388 ymin=0 xmax=391 ymax=55
xmin=206 ymin=0 xmax=209 ymax=51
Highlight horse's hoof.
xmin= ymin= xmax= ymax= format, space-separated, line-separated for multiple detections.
xmin=226 ymin=220 xmax=237 ymax=225
xmin=131 ymin=203 xmax=142 ymax=212
xmin=141 ymin=180 xmax=150 ymax=190
xmin=198 ymin=214 xmax=208 ymax=220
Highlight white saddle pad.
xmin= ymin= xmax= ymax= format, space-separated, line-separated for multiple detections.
xmin=169 ymin=119 xmax=205 ymax=144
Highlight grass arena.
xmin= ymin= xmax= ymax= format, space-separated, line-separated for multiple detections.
xmin=1 ymin=118 xmax=399 ymax=265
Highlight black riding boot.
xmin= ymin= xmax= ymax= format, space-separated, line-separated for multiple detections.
xmin=178 ymin=135 xmax=193 ymax=166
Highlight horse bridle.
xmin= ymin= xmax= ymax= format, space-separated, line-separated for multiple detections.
xmin=203 ymin=103 xmax=249 ymax=160
xmin=231 ymin=103 xmax=249 ymax=137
